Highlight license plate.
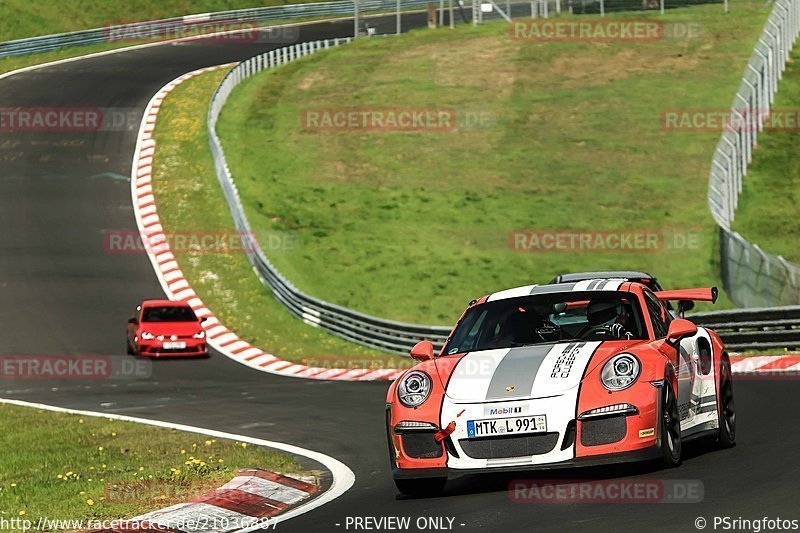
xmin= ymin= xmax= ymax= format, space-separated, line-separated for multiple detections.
xmin=163 ymin=342 xmax=186 ymax=349
xmin=467 ymin=415 xmax=547 ymax=438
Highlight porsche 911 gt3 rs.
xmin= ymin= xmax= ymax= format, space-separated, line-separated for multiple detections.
xmin=386 ymin=279 xmax=735 ymax=497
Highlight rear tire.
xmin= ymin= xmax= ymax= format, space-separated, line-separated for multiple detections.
xmin=394 ymin=477 xmax=446 ymax=497
xmin=126 ymin=339 xmax=134 ymax=355
xmin=659 ymin=380 xmax=682 ymax=467
xmin=717 ymin=357 xmax=736 ymax=448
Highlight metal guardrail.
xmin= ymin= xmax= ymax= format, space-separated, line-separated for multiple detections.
xmin=0 ymin=0 xmax=432 ymax=58
xmin=691 ymin=306 xmax=800 ymax=351
xmin=707 ymin=0 xmax=800 ymax=307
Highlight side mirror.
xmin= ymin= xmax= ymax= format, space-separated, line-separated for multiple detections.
xmin=410 ymin=340 xmax=435 ymax=362
xmin=666 ymin=318 xmax=697 ymax=345
xmin=200 ymin=317 xmax=208 ymax=323
xmin=128 ymin=318 xmax=138 ymax=325
xmin=677 ymin=300 xmax=695 ymax=317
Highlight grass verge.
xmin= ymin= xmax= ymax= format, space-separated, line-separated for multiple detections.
xmin=0 ymin=403 xmax=306 ymax=525
xmin=151 ymin=68 xmax=400 ymax=363
xmin=731 ymin=46 xmax=800 ymax=263
xmin=216 ymin=1 xmax=769 ymax=324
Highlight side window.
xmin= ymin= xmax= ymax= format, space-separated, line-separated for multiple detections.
xmin=644 ymin=291 xmax=668 ymax=339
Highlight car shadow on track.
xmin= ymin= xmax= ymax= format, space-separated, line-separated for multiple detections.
xmin=395 ymin=437 xmax=722 ymax=501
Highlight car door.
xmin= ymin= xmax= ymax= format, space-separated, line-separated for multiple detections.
xmin=644 ymin=290 xmax=702 ymax=428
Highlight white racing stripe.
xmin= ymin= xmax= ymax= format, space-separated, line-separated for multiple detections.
xmin=486 ymin=285 xmax=536 ymax=302
xmin=0 ymin=398 xmax=355 ymax=529
xmin=445 ymin=349 xmax=510 ymax=400
xmin=530 ymin=342 xmax=601 ymax=396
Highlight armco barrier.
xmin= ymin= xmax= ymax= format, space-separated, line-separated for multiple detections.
xmin=691 ymin=306 xmax=800 ymax=351
xmin=207 ymin=36 xmax=800 ymax=354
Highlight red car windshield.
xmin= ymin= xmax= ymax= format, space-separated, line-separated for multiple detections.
xmin=141 ymin=306 xmax=197 ymax=322
xmin=443 ymin=291 xmax=648 ymax=355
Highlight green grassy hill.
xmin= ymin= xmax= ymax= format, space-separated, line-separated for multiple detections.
xmin=216 ymin=2 xmax=768 ymax=324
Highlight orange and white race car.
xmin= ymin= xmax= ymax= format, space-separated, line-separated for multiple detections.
xmin=386 ymin=279 xmax=735 ymax=496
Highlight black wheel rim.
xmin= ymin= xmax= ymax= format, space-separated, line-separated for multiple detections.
xmin=721 ymin=367 xmax=736 ymax=438
xmin=663 ymin=385 xmax=681 ymax=457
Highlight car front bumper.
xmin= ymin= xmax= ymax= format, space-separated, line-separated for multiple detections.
xmin=137 ymin=340 xmax=207 ymax=357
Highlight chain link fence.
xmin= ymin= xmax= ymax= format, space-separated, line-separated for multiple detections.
xmin=707 ymin=0 xmax=800 ymax=307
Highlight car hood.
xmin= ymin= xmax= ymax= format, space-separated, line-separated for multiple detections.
xmin=436 ymin=341 xmax=643 ymax=403
xmin=138 ymin=322 xmax=201 ymax=336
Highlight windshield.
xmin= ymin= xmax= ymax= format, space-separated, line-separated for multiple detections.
xmin=443 ymin=291 xmax=647 ymax=355
xmin=141 ymin=306 xmax=197 ymax=323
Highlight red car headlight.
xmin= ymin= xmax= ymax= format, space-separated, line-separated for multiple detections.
xmin=398 ymin=371 xmax=432 ymax=408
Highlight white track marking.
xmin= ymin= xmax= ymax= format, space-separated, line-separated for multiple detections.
xmin=0 ymin=398 xmax=355 ymax=528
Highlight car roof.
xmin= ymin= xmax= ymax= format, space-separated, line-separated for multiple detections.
xmin=486 ymin=279 xmax=630 ymax=302
xmin=140 ymin=299 xmax=190 ymax=307
xmin=550 ymin=271 xmax=655 ymax=284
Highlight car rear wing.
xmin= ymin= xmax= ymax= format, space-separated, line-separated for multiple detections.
xmin=654 ymin=287 xmax=718 ymax=304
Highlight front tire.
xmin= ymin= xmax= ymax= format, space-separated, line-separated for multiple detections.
xmin=717 ymin=357 xmax=736 ymax=448
xmin=394 ymin=477 xmax=446 ymax=497
xmin=659 ymin=380 xmax=682 ymax=467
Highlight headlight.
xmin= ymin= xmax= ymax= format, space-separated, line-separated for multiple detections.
xmin=600 ymin=353 xmax=641 ymax=391
xmin=398 ymin=371 xmax=432 ymax=408
xmin=193 ymin=331 xmax=206 ymax=339
xmin=141 ymin=332 xmax=155 ymax=340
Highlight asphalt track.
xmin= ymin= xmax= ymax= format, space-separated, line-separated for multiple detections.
xmin=1 ymin=11 xmax=798 ymax=533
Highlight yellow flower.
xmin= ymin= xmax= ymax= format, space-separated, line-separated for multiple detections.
xmin=204 ymin=440 xmax=212 ymax=446
xmin=241 ymin=443 xmax=247 ymax=448
xmin=218 ymin=459 xmax=224 ymax=463
xmin=98 ymin=447 xmax=104 ymax=452
xmin=57 ymin=475 xmax=63 ymax=479
xmin=112 ymin=432 xmax=117 ymax=437
xmin=79 ymin=419 xmax=84 ymax=424
xmin=86 ymin=499 xmax=94 ymax=506
xmin=138 ymin=467 xmax=144 ymax=471
xmin=101 ymin=464 xmax=107 ymax=469
xmin=10 ymin=484 xmax=16 ymax=487
xmin=18 ymin=511 xmax=25 ymax=516
xmin=180 ymin=450 xmax=186 ymax=454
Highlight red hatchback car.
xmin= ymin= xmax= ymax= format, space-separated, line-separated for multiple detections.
xmin=126 ymin=300 xmax=207 ymax=357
